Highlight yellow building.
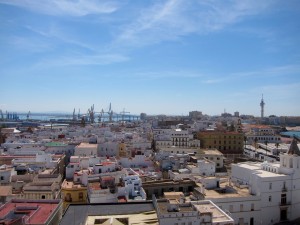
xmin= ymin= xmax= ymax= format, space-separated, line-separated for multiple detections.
xmin=61 ymin=179 xmax=88 ymax=210
xmin=118 ymin=142 xmax=128 ymax=158
xmin=197 ymin=131 xmax=244 ymax=154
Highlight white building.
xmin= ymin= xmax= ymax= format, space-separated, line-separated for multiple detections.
xmin=199 ymin=149 xmax=224 ymax=169
xmin=0 ymin=165 xmax=17 ymax=184
xmin=154 ymin=195 xmax=234 ymax=225
xmin=119 ymin=173 xmax=147 ymax=202
xmin=230 ymin=138 xmax=300 ymax=224
xmin=246 ymin=126 xmax=281 ymax=144
xmin=188 ymin=159 xmax=216 ymax=177
xmin=97 ymin=141 xmax=119 ymax=157
xmin=154 ymin=128 xmax=200 ymax=149
xmin=119 ymin=154 xmax=153 ymax=168
xmin=88 ymin=176 xmax=118 ymax=203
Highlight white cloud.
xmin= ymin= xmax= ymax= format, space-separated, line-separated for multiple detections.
xmin=231 ymin=64 xmax=300 ymax=78
xmin=116 ymin=0 xmax=274 ymax=46
xmin=9 ymin=36 xmax=53 ymax=52
xmin=202 ymin=78 xmax=226 ymax=84
xmin=34 ymin=53 xmax=129 ymax=68
xmin=0 ymin=0 xmax=119 ymax=16
xmin=24 ymin=25 xmax=95 ymax=52
xmin=131 ymin=70 xmax=203 ymax=80
xmin=202 ymin=64 xmax=300 ymax=84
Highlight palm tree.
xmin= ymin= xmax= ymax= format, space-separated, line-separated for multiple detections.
xmin=254 ymin=137 xmax=258 ymax=151
xmin=275 ymin=142 xmax=279 ymax=155
xmin=244 ymin=135 xmax=247 ymax=149
xmin=264 ymin=140 xmax=268 ymax=155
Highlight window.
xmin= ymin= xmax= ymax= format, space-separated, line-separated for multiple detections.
xmin=239 ymin=218 xmax=244 ymax=225
xmin=269 ymin=196 xmax=272 ymax=202
xmin=229 ymin=205 xmax=233 ymax=212
xmin=41 ymin=195 xmax=45 ymax=199
xmin=280 ymin=209 xmax=287 ymax=221
xmin=0 ymin=176 xmax=4 ymax=180
xmin=269 ymin=183 xmax=272 ymax=190
xmin=65 ymin=193 xmax=72 ymax=202
xmin=251 ymin=203 xmax=254 ymax=211
xmin=79 ymin=192 xmax=83 ymax=201
xmin=281 ymin=194 xmax=286 ymax=205
xmin=240 ymin=204 xmax=243 ymax=211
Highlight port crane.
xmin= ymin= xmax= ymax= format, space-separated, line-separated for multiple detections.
xmin=72 ymin=108 xmax=76 ymax=121
xmin=98 ymin=109 xmax=104 ymax=122
xmin=27 ymin=111 xmax=30 ymax=120
xmin=120 ymin=108 xmax=130 ymax=121
xmin=87 ymin=104 xmax=95 ymax=123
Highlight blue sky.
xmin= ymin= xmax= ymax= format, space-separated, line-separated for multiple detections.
xmin=0 ymin=0 xmax=300 ymax=116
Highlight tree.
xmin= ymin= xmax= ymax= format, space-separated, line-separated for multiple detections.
xmin=275 ymin=142 xmax=279 ymax=155
xmin=81 ymin=117 xmax=86 ymax=127
xmin=244 ymin=135 xmax=247 ymax=149
xmin=254 ymin=137 xmax=258 ymax=152
xmin=264 ymin=140 xmax=269 ymax=155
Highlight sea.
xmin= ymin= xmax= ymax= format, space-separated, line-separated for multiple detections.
xmin=280 ymin=131 xmax=300 ymax=138
xmin=10 ymin=113 xmax=139 ymax=122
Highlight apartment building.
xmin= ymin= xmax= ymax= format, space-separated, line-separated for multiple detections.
xmin=197 ymin=131 xmax=244 ymax=154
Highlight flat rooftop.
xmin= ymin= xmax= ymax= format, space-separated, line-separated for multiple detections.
xmin=88 ymin=181 xmax=102 ymax=191
xmin=156 ymin=200 xmax=194 ymax=214
xmin=60 ymin=202 xmax=156 ymax=225
xmin=201 ymin=149 xmax=223 ymax=156
xmin=156 ymin=199 xmax=233 ymax=224
xmin=62 ymin=180 xmax=87 ymax=190
xmin=193 ymin=201 xmax=233 ymax=223
xmin=0 ymin=199 xmax=61 ymax=224
xmin=234 ymin=162 xmax=287 ymax=178
xmin=76 ymin=143 xmax=98 ymax=148
xmin=204 ymin=181 xmax=252 ymax=199
xmin=85 ymin=211 xmax=158 ymax=225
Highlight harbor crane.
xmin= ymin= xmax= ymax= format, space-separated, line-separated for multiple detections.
xmin=98 ymin=109 xmax=104 ymax=122
xmin=120 ymin=108 xmax=130 ymax=121
xmin=26 ymin=111 xmax=30 ymax=120
xmin=87 ymin=104 xmax=95 ymax=123
xmin=77 ymin=109 xmax=81 ymax=120
xmin=72 ymin=108 xmax=76 ymax=121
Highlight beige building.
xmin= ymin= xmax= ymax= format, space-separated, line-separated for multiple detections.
xmin=143 ymin=179 xmax=195 ymax=199
xmin=22 ymin=174 xmax=62 ymax=200
xmin=74 ymin=143 xmax=98 ymax=156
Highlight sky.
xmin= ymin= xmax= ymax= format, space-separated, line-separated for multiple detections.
xmin=0 ymin=0 xmax=300 ymax=117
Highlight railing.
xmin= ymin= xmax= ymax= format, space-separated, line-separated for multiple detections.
xmin=280 ymin=201 xmax=290 ymax=206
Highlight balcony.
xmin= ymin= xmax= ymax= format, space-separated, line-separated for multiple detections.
xmin=280 ymin=201 xmax=290 ymax=206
